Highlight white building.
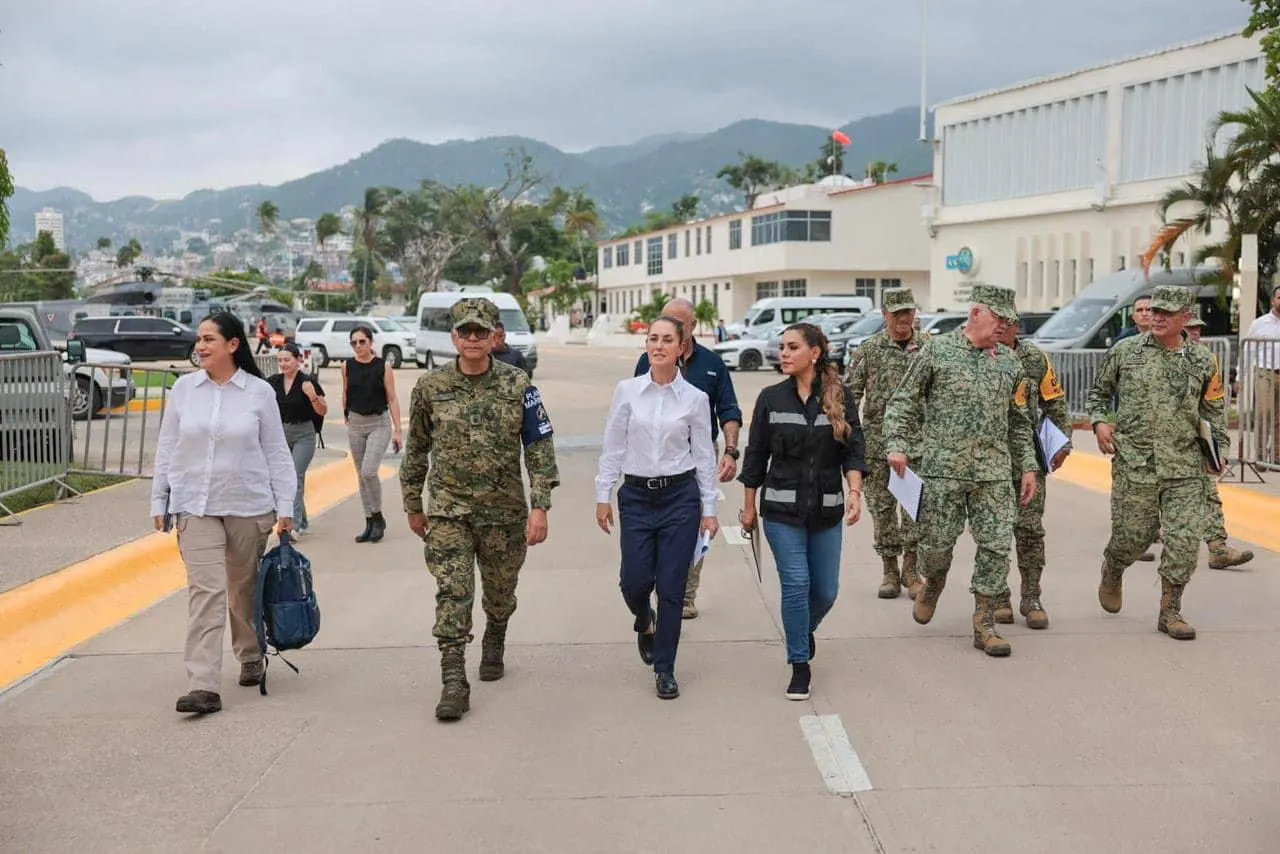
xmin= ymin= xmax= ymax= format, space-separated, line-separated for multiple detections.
xmin=595 ymin=175 xmax=933 ymax=326
xmin=34 ymin=207 xmax=65 ymax=251
xmin=925 ymin=32 xmax=1264 ymax=312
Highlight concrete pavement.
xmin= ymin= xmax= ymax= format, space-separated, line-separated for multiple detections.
xmin=2 ymin=347 xmax=1279 ymax=852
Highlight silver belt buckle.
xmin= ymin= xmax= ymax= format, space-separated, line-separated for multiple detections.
xmin=646 ymin=477 xmax=664 ymax=489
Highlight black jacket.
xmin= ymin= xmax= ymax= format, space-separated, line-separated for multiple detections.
xmin=739 ymin=375 xmax=866 ymax=530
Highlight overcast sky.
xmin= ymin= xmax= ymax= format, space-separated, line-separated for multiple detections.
xmin=0 ymin=0 xmax=1250 ymax=200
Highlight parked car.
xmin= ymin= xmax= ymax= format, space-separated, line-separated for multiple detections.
xmin=712 ymin=328 xmax=776 ymax=371
xmin=1 ymin=308 xmax=135 ymax=421
xmin=828 ymin=311 xmax=886 ymax=369
xmin=293 ymin=316 xmax=417 ymax=369
xmin=1018 ymin=311 xmax=1055 ymax=336
xmin=69 ymin=316 xmax=198 ymax=364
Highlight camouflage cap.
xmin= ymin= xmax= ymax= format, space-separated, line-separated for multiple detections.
xmin=1185 ymin=303 xmax=1205 ymax=327
xmin=881 ymin=287 xmax=917 ymax=314
xmin=1150 ymin=285 xmax=1194 ymax=313
xmin=969 ymin=282 xmax=1018 ymax=322
xmin=450 ymin=297 xmax=500 ymax=331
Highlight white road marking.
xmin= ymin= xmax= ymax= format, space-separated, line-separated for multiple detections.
xmin=799 ymin=714 xmax=872 ymax=794
xmin=721 ymin=524 xmax=747 ymax=545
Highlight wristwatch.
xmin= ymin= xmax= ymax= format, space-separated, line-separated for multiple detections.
xmin=723 ymin=446 xmax=740 ymax=460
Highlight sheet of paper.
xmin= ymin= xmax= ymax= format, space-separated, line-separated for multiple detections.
xmin=888 ymin=467 xmax=924 ymax=522
xmin=691 ymin=529 xmax=713 ymax=569
xmin=1037 ymin=417 xmax=1071 ymax=475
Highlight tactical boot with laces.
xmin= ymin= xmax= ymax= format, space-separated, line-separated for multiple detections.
xmin=992 ymin=592 xmax=1015 ymax=624
xmin=878 ymin=556 xmax=902 ymax=599
xmin=972 ymin=595 xmax=1012 ymax=657
xmin=1098 ymin=559 xmax=1124 ymax=614
xmin=1019 ymin=567 xmax=1048 ymax=629
xmin=900 ymin=552 xmax=924 ymax=600
xmin=1207 ymin=540 xmax=1254 ymax=570
xmin=912 ymin=575 xmax=946 ymax=625
xmin=479 ymin=620 xmax=507 ymax=682
xmin=1157 ymin=579 xmax=1196 ymax=640
xmin=435 ymin=646 xmax=471 ymax=721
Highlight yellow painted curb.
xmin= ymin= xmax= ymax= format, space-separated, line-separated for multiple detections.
xmin=1053 ymin=452 xmax=1280 ymax=554
xmin=105 ymin=398 xmax=165 ymax=415
xmin=0 ymin=458 xmax=396 ymax=690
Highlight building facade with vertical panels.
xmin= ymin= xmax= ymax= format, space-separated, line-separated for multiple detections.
xmin=34 ymin=207 xmax=65 ymax=251
xmin=595 ymin=176 xmax=933 ymax=327
xmin=925 ymin=33 xmax=1263 ymax=312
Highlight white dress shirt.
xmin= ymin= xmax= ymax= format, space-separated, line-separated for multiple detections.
xmin=1246 ymin=311 xmax=1280 ymax=370
xmin=151 ymin=369 xmax=298 ymax=519
xmin=594 ymin=371 xmax=719 ymax=516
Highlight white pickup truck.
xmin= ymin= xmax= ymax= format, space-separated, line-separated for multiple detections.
xmin=0 ymin=307 xmax=136 ymax=420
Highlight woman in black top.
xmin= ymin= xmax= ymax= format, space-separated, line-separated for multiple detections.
xmin=739 ymin=322 xmax=866 ymax=701
xmin=342 ymin=324 xmax=403 ymax=543
xmin=267 ymin=343 xmax=327 ymax=535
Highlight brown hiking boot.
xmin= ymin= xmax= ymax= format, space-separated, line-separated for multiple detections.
xmin=1019 ymin=567 xmax=1048 ymax=629
xmin=1207 ymin=540 xmax=1254 ymax=570
xmin=435 ymin=646 xmax=471 ymax=721
xmin=992 ymin=592 xmax=1015 ymax=624
xmin=972 ymin=595 xmax=1012 ymax=657
xmin=175 ymin=690 xmax=222 ymax=715
xmin=1098 ymin=559 xmax=1124 ymax=614
xmin=901 ymin=552 xmax=923 ymax=600
xmin=479 ymin=620 xmax=507 ymax=682
xmin=238 ymin=659 xmax=264 ymax=687
xmin=878 ymin=556 xmax=902 ymax=599
xmin=912 ymin=575 xmax=945 ymax=625
xmin=1158 ymin=579 xmax=1196 ymax=640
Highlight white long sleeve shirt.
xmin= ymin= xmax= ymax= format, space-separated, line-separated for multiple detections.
xmin=150 ymin=369 xmax=298 ymax=519
xmin=1245 ymin=311 xmax=1280 ymax=371
xmin=594 ymin=372 xmax=719 ymax=516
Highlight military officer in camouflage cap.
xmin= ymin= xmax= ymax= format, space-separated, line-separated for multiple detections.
xmin=846 ymin=287 xmax=927 ymax=600
xmin=400 ymin=296 xmax=561 ymax=720
xmin=1087 ymin=285 xmax=1228 ymax=641
xmin=883 ymin=282 xmax=1039 ymax=657
xmin=992 ymin=314 xmax=1073 ymax=630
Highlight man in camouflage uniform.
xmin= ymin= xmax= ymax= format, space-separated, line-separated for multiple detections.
xmin=1086 ymin=286 xmax=1228 ymax=641
xmin=845 ymin=287 xmax=926 ymax=600
xmin=400 ymin=297 xmax=560 ymax=720
xmin=991 ymin=317 xmax=1073 ymax=630
xmin=1184 ymin=308 xmax=1253 ymax=570
xmin=883 ymin=283 xmax=1039 ymax=657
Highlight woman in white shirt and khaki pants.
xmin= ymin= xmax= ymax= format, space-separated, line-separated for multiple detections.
xmin=153 ymin=313 xmax=297 ymax=716
xmin=595 ymin=316 xmax=720 ymax=700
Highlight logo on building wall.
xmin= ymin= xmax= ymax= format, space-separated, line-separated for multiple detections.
xmin=945 ymin=246 xmax=976 ymax=276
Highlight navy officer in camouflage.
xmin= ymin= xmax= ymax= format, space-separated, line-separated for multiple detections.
xmin=1087 ymin=285 xmax=1228 ymax=641
xmin=882 ymin=283 xmax=1039 ymax=657
xmin=400 ymin=296 xmax=560 ymax=721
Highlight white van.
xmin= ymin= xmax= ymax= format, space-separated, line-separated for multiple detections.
xmin=729 ymin=296 xmax=874 ymax=340
xmin=293 ymin=315 xmax=417 ymax=369
xmin=416 ymin=289 xmax=538 ymax=374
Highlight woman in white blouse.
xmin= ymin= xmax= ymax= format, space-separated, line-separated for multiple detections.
xmin=152 ymin=313 xmax=297 ymax=716
xmin=595 ymin=316 xmax=720 ymax=701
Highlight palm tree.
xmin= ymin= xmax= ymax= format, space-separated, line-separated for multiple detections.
xmin=256 ymin=200 xmax=280 ymax=236
xmin=866 ymin=161 xmax=899 ymax=184
xmin=354 ymin=187 xmax=394 ymax=304
xmin=96 ymin=236 xmax=111 ymax=251
xmin=562 ymin=190 xmax=601 ymax=273
xmin=1140 ymin=146 xmax=1238 ymax=280
xmin=315 ymin=212 xmax=342 ymax=248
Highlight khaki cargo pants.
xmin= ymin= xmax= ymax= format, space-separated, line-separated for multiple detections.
xmin=176 ymin=512 xmax=276 ymax=693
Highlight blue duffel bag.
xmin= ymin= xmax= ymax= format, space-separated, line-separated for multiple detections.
xmin=253 ymin=531 xmax=321 ymax=695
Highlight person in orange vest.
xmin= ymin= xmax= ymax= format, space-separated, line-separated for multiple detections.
xmin=269 ymin=328 xmax=287 ymax=349
xmin=255 ymin=318 xmax=269 ymax=353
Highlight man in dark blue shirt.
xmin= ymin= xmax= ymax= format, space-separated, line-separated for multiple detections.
xmin=633 ymin=298 xmax=743 ymax=619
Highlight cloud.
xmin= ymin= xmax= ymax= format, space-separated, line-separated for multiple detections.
xmin=0 ymin=0 xmax=1249 ymax=199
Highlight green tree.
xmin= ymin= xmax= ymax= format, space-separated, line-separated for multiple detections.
xmin=96 ymin=236 xmax=112 ymax=251
xmin=0 ymin=148 xmax=13 ymax=250
xmin=115 ymin=237 xmax=143 ymax=268
xmin=717 ymin=153 xmax=789 ymax=210
xmin=672 ymin=194 xmax=700 ymax=221
xmin=865 ymin=160 xmax=899 ymax=184
xmin=1245 ymin=0 xmax=1280 ymax=85
xmin=354 ymin=187 xmax=395 ymax=303
xmin=561 ymin=189 xmax=602 ymax=273
xmin=315 ymin=211 xmax=342 ymax=247
xmin=694 ymin=298 xmax=718 ymax=333
xmin=256 ymin=200 xmax=280 ymax=235
xmin=634 ymin=291 xmax=672 ymax=324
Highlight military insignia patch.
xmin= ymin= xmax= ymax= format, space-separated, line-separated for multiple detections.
xmin=1013 ymin=379 xmax=1029 ymax=408
xmin=522 ymin=386 xmax=554 ymax=446
xmin=1040 ymin=366 xmax=1066 ymax=401
xmin=1204 ymin=365 xmax=1225 ymax=402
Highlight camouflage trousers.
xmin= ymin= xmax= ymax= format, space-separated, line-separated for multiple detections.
xmin=1204 ymin=477 xmax=1227 ymax=544
xmin=1103 ymin=467 xmax=1205 ymax=585
xmin=865 ymin=458 xmax=919 ymax=557
xmin=1013 ymin=471 xmax=1047 ymax=575
xmin=425 ymin=516 xmax=528 ymax=651
xmin=918 ymin=477 xmax=1015 ymax=598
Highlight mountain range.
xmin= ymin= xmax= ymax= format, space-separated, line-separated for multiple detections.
xmin=8 ymin=106 xmax=934 ymax=252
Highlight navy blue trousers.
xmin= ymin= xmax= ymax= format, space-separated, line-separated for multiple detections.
xmin=618 ymin=478 xmax=701 ymax=674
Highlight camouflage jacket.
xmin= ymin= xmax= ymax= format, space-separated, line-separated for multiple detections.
xmin=399 ymin=357 xmax=560 ymax=521
xmin=883 ymin=330 xmax=1038 ymax=482
xmin=845 ymin=328 xmax=927 ymax=460
xmin=1012 ymin=338 xmax=1074 ymax=476
xmin=1085 ymin=333 xmax=1227 ymax=482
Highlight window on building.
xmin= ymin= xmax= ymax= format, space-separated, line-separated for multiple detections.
xmin=713 ymin=282 xmax=719 ymax=309
xmin=616 ymin=244 xmax=629 ymax=266
xmin=855 ymin=278 xmax=876 ymax=300
xmin=781 ymin=278 xmax=807 ymax=297
xmin=699 ymin=284 xmax=707 ymax=305
xmin=1052 ymin=260 xmax=1061 ymax=299
xmin=751 ymin=210 xmax=833 ymax=245
xmin=634 ymin=241 xmax=643 ymax=265
xmin=1069 ymin=259 xmax=1078 ymax=294
xmin=1088 ymin=258 xmax=1095 ymax=283
xmin=602 ymin=247 xmax=613 ymax=269
xmin=668 ymin=233 xmax=678 ymax=260
xmin=685 ymin=230 xmax=691 ymax=256
xmin=1017 ymin=262 xmax=1029 ymax=296
xmin=705 ymin=226 xmax=712 ymax=253
xmin=1036 ymin=261 xmax=1045 ymax=297
xmin=1117 ymin=256 xmax=1126 ymax=271
xmin=647 ymin=237 xmax=663 ymax=276
xmin=756 ymin=281 xmax=779 ymax=299
xmin=729 ymin=220 xmax=742 ymax=250
xmin=696 ymin=228 xmax=702 ymax=255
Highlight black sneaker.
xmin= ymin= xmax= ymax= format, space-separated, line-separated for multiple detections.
xmin=655 ymin=672 xmax=679 ymax=699
xmin=786 ymin=663 xmax=811 ymax=701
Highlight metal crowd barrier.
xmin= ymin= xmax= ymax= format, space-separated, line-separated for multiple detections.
xmin=1234 ymin=337 xmax=1280 ymax=472
xmin=0 ymin=352 xmax=74 ymax=522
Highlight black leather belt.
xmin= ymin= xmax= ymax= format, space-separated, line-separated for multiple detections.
xmin=624 ymin=470 xmax=695 ymax=490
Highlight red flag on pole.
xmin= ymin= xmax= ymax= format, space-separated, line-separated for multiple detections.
xmin=832 ymin=130 xmax=851 ymax=146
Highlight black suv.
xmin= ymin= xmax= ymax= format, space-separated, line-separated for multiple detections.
xmin=70 ymin=316 xmax=199 ymax=363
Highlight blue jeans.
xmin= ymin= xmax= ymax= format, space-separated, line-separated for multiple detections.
xmin=763 ymin=519 xmax=843 ymax=664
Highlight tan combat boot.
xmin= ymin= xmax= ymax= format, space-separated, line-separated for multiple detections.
xmin=912 ymin=575 xmax=946 ymax=625
xmin=1157 ymin=579 xmax=1196 ymax=640
xmin=901 ymin=552 xmax=923 ymax=600
xmin=1098 ymin=559 xmax=1124 ymax=614
xmin=479 ymin=620 xmax=507 ymax=682
xmin=878 ymin=556 xmax=902 ymax=599
xmin=972 ymin=595 xmax=1012 ymax=657
xmin=992 ymin=591 xmax=1015 ymax=624
xmin=1019 ymin=566 xmax=1049 ymax=630
xmin=1208 ymin=540 xmax=1254 ymax=570
xmin=435 ymin=646 xmax=471 ymax=721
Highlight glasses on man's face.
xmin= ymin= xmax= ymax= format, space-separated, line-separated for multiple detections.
xmin=457 ymin=326 xmax=491 ymax=341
